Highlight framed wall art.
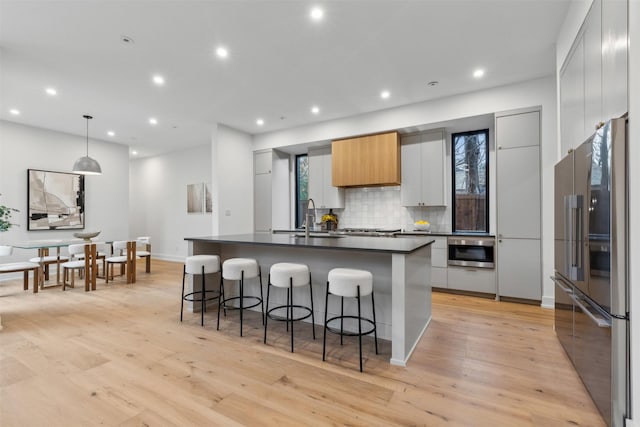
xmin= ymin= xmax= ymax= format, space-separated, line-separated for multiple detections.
xmin=27 ymin=169 xmax=85 ymax=230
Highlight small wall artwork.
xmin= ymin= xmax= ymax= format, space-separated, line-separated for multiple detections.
xmin=187 ymin=183 xmax=204 ymax=214
xmin=28 ymin=169 xmax=85 ymax=230
xmin=205 ymin=183 xmax=212 ymax=213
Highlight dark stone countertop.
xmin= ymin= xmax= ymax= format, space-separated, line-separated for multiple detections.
xmin=185 ymin=233 xmax=434 ymax=254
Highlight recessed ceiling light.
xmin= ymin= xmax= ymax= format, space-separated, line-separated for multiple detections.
xmin=152 ymin=75 xmax=165 ymax=86
xmin=216 ymin=46 xmax=229 ymax=58
xmin=310 ymin=7 xmax=324 ymax=21
xmin=311 ymin=106 xmax=320 ymax=114
xmin=256 ymin=118 xmax=264 ymax=126
xmin=131 ymin=150 xmax=138 ymax=155
xmin=380 ymin=90 xmax=390 ymax=99
xmin=473 ymin=69 xmax=485 ymax=78
xmin=9 ymin=108 xmax=20 ymax=115
xmin=121 ymin=35 xmax=135 ymax=45
xmin=45 ymin=87 xmax=57 ymax=96
xmin=107 ymin=131 xmax=115 ymax=137
xmin=149 ymin=117 xmax=158 ymax=125
xmin=427 ymin=81 xmax=439 ymax=87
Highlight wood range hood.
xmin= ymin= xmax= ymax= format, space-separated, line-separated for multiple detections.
xmin=331 ymin=131 xmax=401 ymax=187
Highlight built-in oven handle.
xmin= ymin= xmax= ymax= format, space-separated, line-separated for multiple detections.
xmin=570 ymin=294 xmax=611 ymax=328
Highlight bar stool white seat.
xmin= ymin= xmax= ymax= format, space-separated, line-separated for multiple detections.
xmin=264 ymin=262 xmax=315 ymax=352
xmin=218 ymin=258 xmax=264 ymax=336
xmin=323 ymin=268 xmax=378 ymax=372
xmin=181 ymin=255 xmax=221 ymax=327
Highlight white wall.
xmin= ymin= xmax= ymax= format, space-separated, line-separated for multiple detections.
xmin=214 ymin=124 xmax=254 ymax=235
xmin=0 ymin=120 xmax=129 ymax=264
xmin=628 ymin=0 xmax=638 ymax=423
xmin=129 ymin=144 xmax=212 ymax=261
xmin=255 ymin=77 xmax=557 ymax=307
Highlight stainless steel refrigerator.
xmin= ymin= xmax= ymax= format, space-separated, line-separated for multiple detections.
xmin=553 ymin=117 xmax=629 ymax=427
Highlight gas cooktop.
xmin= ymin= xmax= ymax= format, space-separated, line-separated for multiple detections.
xmin=337 ymin=228 xmax=401 ymax=237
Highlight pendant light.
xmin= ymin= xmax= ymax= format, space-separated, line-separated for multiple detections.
xmin=72 ymin=114 xmax=102 ymax=175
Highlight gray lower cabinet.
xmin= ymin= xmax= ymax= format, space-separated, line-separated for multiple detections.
xmin=430 ymin=237 xmax=448 ymax=288
xmin=497 ymin=238 xmax=541 ymax=300
xmin=447 ymin=267 xmax=496 ymax=294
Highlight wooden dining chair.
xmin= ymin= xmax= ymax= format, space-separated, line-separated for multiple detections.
xmin=105 ymin=241 xmax=136 ymax=283
xmin=60 ymin=243 xmax=97 ymax=291
xmin=0 ymin=245 xmax=42 ymax=293
xmin=135 ymin=237 xmax=151 ymax=273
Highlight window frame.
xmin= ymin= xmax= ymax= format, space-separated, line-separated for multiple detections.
xmin=451 ymin=129 xmax=490 ymax=233
xmin=294 ymin=154 xmax=308 ymax=229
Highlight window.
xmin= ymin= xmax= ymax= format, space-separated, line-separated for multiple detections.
xmin=452 ymin=129 xmax=489 ymax=232
xmin=295 ymin=154 xmax=309 ymax=228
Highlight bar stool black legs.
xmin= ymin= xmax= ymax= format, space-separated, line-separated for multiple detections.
xmin=217 ymin=258 xmax=264 ymax=337
xmin=322 ymin=268 xmax=378 ymax=372
xmin=181 ymin=255 xmax=221 ymax=326
xmin=264 ymin=263 xmax=315 ymax=352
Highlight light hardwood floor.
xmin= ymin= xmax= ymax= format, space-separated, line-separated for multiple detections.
xmin=0 ymin=260 xmax=605 ymax=426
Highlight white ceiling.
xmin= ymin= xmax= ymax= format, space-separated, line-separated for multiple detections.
xmin=0 ymin=0 xmax=571 ymax=158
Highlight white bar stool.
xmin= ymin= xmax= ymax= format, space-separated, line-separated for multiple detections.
xmin=218 ymin=258 xmax=264 ymax=336
xmin=181 ymin=255 xmax=221 ymax=327
xmin=264 ymin=262 xmax=315 ymax=352
xmin=323 ymin=268 xmax=378 ymax=372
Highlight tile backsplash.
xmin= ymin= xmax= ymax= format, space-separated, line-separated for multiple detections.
xmin=316 ymin=186 xmax=451 ymax=232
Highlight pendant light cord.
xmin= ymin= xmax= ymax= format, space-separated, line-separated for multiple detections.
xmin=86 ymin=117 xmax=89 ymax=156
xmin=83 ymin=114 xmax=92 ymax=157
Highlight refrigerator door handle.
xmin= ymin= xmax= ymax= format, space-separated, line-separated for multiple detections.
xmin=566 ymin=194 xmax=584 ymax=281
xmin=571 ymin=294 xmax=611 ymax=328
xmin=551 ymin=275 xmax=573 ymax=294
xmin=575 ymin=194 xmax=584 ymax=275
xmin=564 ymin=195 xmax=573 ymax=278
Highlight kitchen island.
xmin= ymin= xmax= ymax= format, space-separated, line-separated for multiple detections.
xmin=185 ymin=233 xmax=434 ymax=366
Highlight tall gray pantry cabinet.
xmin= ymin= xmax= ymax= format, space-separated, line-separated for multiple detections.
xmin=495 ymin=109 xmax=542 ymax=301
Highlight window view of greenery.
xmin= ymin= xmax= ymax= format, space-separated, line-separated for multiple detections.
xmin=452 ymin=129 xmax=489 ymax=232
xmin=295 ymin=155 xmax=309 ymax=228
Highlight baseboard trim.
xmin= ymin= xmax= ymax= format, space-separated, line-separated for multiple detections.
xmin=541 ymin=295 xmax=554 ymax=309
xmin=390 ymin=315 xmax=432 ymax=367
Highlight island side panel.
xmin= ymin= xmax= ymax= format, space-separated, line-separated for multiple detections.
xmin=391 ymin=244 xmax=431 ymax=366
xmin=218 ymin=242 xmax=394 ymax=339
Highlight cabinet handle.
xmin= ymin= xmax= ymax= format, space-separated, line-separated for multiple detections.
xmin=498 ymin=145 xmax=502 ymax=150
xmin=498 ymin=239 xmax=502 ymax=243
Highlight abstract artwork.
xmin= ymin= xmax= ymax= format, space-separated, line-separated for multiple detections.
xmin=187 ymin=183 xmax=204 ymax=214
xmin=28 ymin=169 xmax=84 ymax=230
xmin=205 ymin=183 xmax=212 ymax=213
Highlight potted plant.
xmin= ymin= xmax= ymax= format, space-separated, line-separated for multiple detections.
xmin=321 ymin=210 xmax=338 ymax=231
xmin=0 ymin=194 xmax=19 ymax=232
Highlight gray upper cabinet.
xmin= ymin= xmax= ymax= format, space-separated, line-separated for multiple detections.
xmin=601 ymin=0 xmax=628 ymax=120
xmin=400 ymin=129 xmax=446 ymax=207
xmin=560 ymin=37 xmax=585 ymax=155
xmin=496 ymin=110 xmax=540 ymax=150
xmin=254 ymin=149 xmax=290 ymax=232
xmin=308 ymin=146 xmax=344 ymax=209
xmin=254 ymin=150 xmax=272 ymax=175
xmin=560 ymin=0 xmax=628 ymax=152
xmin=254 ymin=150 xmax=272 ymax=232
xmin=584 ymin=0 xmax=602 ymax=138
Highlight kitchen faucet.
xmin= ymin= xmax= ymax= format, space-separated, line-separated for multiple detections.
xmin=305 ymin=198 xmax=316 ymax=238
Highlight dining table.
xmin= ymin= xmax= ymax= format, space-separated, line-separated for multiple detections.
xmin=11 ymin=239 xmax=98 ymax=291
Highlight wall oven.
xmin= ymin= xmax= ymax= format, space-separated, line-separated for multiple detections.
xmin=447 ymin=236 xmax=495 ymax=269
